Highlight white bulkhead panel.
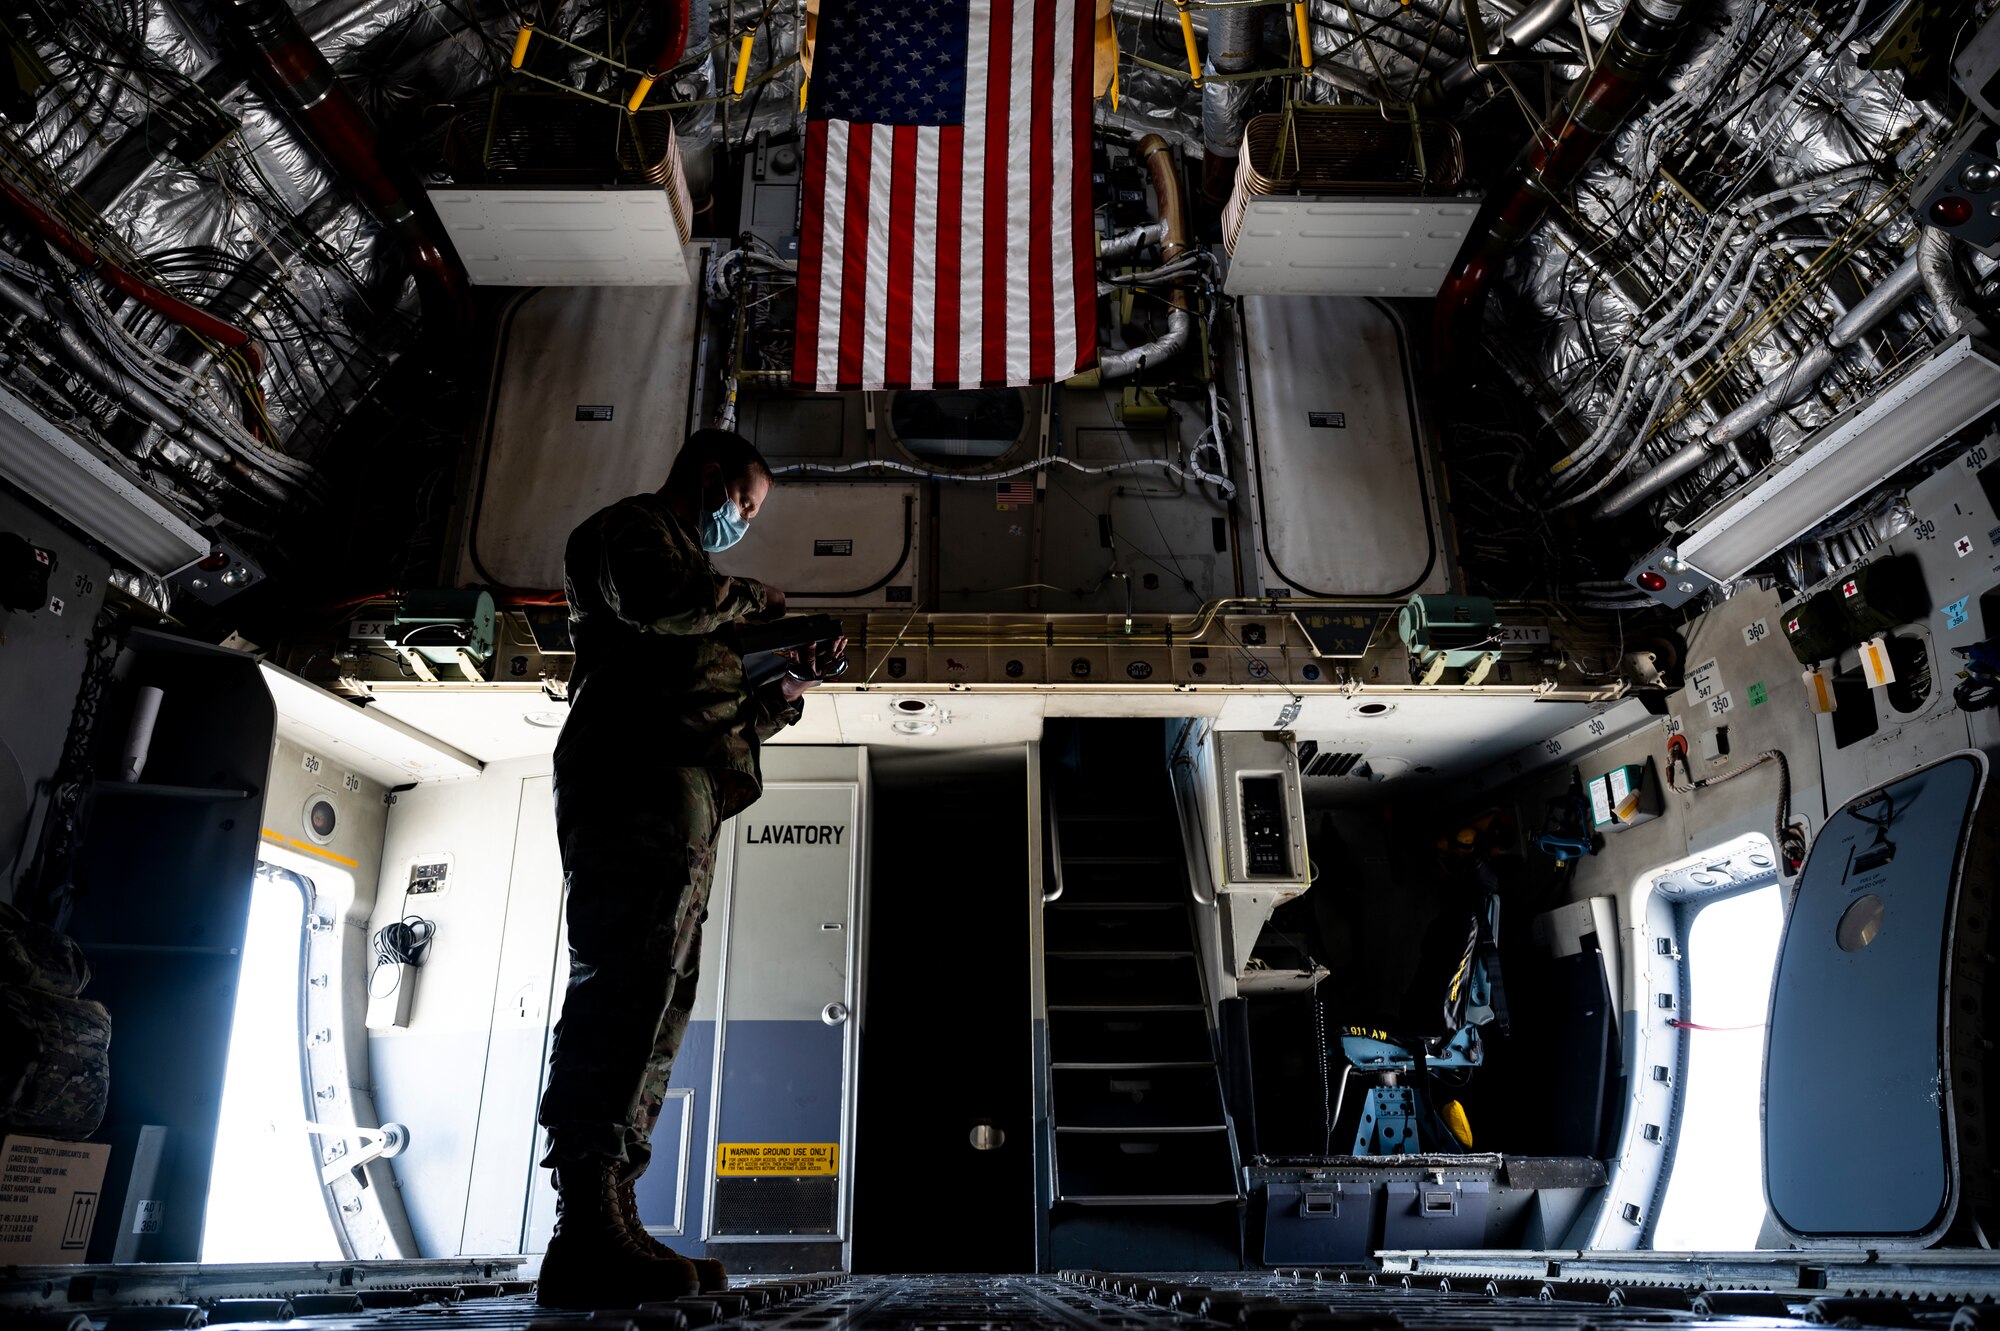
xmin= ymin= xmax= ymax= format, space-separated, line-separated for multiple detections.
xmin=1238 ymin=296 xmax=1451 ymax=598
xmin=460 ymin=282 xmax=704 ymax=591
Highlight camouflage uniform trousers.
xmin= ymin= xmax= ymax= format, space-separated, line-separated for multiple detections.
xmin=539 ymin=767 xmax=723 ymax=1178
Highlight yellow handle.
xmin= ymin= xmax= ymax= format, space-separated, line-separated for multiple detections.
xmin=1295 ymin=3 xmax=1313 ymax=67
xmin=800 ymin=75 xmax=810 ymax=111
xmin=734 ymin=32 xmax=755 ymax=95
xmin=1111 ymin=59 xmax=1121 ymax=110
xmin=626 ymin=74 xmax=657 ymax=112
xmin=1175 ymin=0 xmax=1201 ymax=86
xmin=510 ymin=22 xmax=533 ymax=69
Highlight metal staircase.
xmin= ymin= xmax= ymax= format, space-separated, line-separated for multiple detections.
xmin=1039 ymin=721 xmax=1242 ymax=1258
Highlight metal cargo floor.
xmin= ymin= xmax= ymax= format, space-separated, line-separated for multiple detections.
xmin=15 ymin=1262 xmax=2000 ymax=1331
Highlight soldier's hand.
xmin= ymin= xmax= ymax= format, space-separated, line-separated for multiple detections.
xmin=781 ymin=636 xmax=846 ymax=703
xmin=763 ymin=585 xmax=788 ymax=617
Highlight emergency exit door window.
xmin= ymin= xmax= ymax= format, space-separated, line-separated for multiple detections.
xmin=202 ymin=867 xmax=342 ymax=1260
xmin=1651 ymin=882 xmax=1784 ymax=1250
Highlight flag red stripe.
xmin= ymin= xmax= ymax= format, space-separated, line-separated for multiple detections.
xmin=837 ymin=126 xmax=874 ymax=391
xmin=1070 ymin=0 xmax=1096 ymax=372
xmin=794 ymin=119 xmax=830 ymax=388
xmin=1028 ymin=5 xmax=1055 ymax=381
xmin=884 ymin=124 xmax=918 ymax=390
xmin=934 ymin=125 xmax=964 ymax=391
xmin=981 ymin=0 xmax=1012 ymax=388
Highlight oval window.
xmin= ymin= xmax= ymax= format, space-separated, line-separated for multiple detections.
xmin=1836 ymin=894 xmax=1885 ymax=952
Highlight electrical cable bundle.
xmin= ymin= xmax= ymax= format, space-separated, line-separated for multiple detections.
xmin=368 ymin=915 xmax=436 ymax=998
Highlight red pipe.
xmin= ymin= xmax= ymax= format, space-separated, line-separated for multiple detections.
xmin=0 ymin=175 xmax=264 ymax=374
xmin=645 ymin=0 xmax=692 ymax=75
xmin=1433 ymin=0 xmax=1696 ymax=367
xmin=215 ymin=0 xmax=472 ymax=335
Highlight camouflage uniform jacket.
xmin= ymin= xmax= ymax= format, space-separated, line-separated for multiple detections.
xmin=555 ymin=492 xmax=801 ymax=818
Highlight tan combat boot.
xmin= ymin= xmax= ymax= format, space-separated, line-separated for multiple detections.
xmin=618 ymin=1177 xmax=729 ymax=1293
xmin=537 ymin=1161 xmax=700 ymax=1308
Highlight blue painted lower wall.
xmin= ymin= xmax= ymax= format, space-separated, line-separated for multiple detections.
xmin=635 ymin=1018 xmax=846 ymax=1255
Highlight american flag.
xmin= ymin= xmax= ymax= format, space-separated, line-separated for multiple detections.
xmin=994 ymin=479 xmax=1037 ymax=507
xmin=793 ymin=0 xmax=1098 ymax=392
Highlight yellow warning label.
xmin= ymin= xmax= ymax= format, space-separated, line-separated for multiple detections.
xmin=716 ymin=1143 xmax=839 ymax=1176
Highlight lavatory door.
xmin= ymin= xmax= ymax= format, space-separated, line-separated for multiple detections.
xmin=635 ymin=778 xmax=863 ymax=1273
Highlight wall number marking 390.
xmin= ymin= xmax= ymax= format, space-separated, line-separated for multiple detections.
xmin=1914 ymin=518 xmax=1938 ymax=541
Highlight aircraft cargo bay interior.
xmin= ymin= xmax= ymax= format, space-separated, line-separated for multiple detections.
xmin=3 ymin=0 xmax=2000 ymax=1325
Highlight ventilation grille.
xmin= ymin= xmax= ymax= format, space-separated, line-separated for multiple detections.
xmin=441 ymin=96 xmax=693 ymax=241
xmin=1236 ymin=109 xmax=1464 ymax=196
xmin=1297 ymin=741 xmax=1365 ymax=779
xmin=711 ymin=1177 xmax=839 ymax=1236
xmin=1222 ymin=109 xmax=1465 ymax=254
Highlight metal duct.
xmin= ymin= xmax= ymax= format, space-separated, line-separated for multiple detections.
xmin=1202 ymin=6 xmax=1259 ymax=160
xmin=1441 ymin=0 xmax=1577 ymax=93
xmin=1596 ymin=256 xmax=1926 ymax=517
xmin=1432 ymin=0 xmax=1696 ymax=365
xmin=201 ymin=0 xmax=472 ymax=336
xmin=1100 ymin=133 xmax=1192 ymax=380
xmin=1919 ymin=227 xmax=1976 ymax=335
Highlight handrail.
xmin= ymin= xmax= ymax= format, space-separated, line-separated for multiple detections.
xmin=1043 ymin=802 xmax=1066 ymax=905
xmin=1169 ymin=754 xmax=1220 ymax=908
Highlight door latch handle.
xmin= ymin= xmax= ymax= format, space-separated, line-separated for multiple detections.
xmin=821 ymin=1002 xmax=850 ymax=1025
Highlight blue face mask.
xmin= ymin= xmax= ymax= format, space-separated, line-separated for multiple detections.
xmin=699 ymin=486 xmax=750 ymax=553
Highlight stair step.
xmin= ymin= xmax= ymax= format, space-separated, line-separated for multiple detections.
xmin=1047 ymin=860 xmax=1186 ymax=905
xmin=1050 ymin=1061 xmax=1218 ymax=1069
xmin=1046 ymin=1003 xmax=1205 ymax=1012
xmin=1045 ymin=905 xmax=1193 ymax=954
xmin=1045 ymin=954 xmax=1203 ymax=1008
xmin=1054 ymin=1129 xmax=1240 ymax=1203
xmin=1057 ymin=819 xmax=1181 ymax=860
xmin=1055 ymin=1124 xmax=1229 ymax=1133
xmin=1049 ymin=1008 xmax=1213 ymax=1065
xmin=1044 ymin=950 xmax=1195 ymax=961
xmin=1053 ymin=1066 xmax=1228 ymax=1130
xmin=1059 ymin=812 xmax=1172 ymax=824
xmin=1047 ymin=900 xmax=1182 ymax=910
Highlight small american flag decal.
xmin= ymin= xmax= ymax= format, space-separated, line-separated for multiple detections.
xmin=995 ymin=479 xmax=1037 ymax=509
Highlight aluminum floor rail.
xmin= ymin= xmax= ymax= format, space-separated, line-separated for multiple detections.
xmin=17 ymin=1266 xmax=2000 ymax=1330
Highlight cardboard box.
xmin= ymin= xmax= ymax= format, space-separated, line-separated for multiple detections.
xmin=0 ymin=1134 xmax=110 ymax=1264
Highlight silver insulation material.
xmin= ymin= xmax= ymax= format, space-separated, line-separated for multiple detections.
xmin=1506 ymin=0 xmax=1959 ymax=530
xmin=5 ymin=0 xmax=448 ymax=476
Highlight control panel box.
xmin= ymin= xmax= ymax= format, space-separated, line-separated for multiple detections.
xmin=1216 ymin=731 xmax=1308 ymax=890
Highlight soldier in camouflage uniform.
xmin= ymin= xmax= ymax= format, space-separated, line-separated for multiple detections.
xmin=536 ymin=430 xmax=838 ymax=1309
